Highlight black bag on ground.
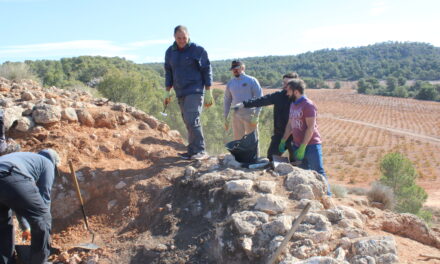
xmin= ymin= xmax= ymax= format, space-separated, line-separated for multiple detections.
xmin=225 ymin=131 xmax=258 ymax=164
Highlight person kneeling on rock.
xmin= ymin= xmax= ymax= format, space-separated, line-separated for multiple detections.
xmin=0 ymin=148 xmax=60 ymax=264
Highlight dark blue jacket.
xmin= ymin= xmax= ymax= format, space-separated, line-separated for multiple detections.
xmin=164 ymin=42 xmax=212 ymax=98
xmin=0 ymin=152 xmax=55 ymax=206
xmin=243 ymin=90 xmax=292 ymax=136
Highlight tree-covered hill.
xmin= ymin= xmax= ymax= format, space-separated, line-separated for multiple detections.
xmin=209 ymin=42 xmax=440 ymax=87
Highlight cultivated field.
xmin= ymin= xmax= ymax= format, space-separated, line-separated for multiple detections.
xmin=307 ymin=89 xmax=440 ymax=206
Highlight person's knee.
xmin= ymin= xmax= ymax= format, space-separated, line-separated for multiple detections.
xmin=185 ymin=112 xmax=201 ymax=128
xmin=29 ymin=212 xmax=51 ymax=234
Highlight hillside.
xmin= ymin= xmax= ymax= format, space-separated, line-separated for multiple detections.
xmin=2 ymin=78 xmax=440 ymax=263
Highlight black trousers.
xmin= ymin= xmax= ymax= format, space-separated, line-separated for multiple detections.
xmin=0 ymin=173 xmax=51 ymax=264
xmin=267 ymin=134 xmax=294 ymax=161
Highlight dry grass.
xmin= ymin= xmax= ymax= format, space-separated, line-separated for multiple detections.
xmin=367 ymin=182 xmax=396 ymax=210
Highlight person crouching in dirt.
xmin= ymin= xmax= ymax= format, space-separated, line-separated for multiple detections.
xmin=279 ymin=79 xmax=331 ymax=196
xmin=231 ymin=72 xmax=298 ymax=161
xmin=0 ymin=149 xmax=60 ymax=264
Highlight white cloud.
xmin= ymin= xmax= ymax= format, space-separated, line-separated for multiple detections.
xmin=0 ymin=39 xmax=169 ymax=62
xmin=129 ymin=39 xmax=172 ymax=48
xmin=298 ymin=22 xmax=440 ymax=53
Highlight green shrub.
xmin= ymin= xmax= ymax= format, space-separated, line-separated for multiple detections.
xmin=417 ymin=209 xmax=433 ymax=224
xmin=330 ymin=184 xmax=348 ymax=198
xmin=65 ymin=81 xmax=102 ymax=98
xmin=0 ymin=62 xmax=40 ymax=83
xmin=367 ymin=182 xmax=395 ymax=210
xmin=379 ymin=152 xmax=428 ymax=215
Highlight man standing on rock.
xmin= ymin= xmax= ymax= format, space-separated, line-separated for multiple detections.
xmin=164 ymin=25 xmax=213 ymax=160
xmin=280 ymin=79 xmax=331 ymax=195
xmin=224 ymin=60 xmax=262 ymax=140
xmin=232 ymin=72 xmax=298 ymax=161
xmin=0 ymin=149 xmax=60 ymax=264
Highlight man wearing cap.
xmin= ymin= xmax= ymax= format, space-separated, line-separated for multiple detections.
xmin=0 ymin=149 xmax=60 ymax=264
xmin=232 ymin=72 xmax=298 ymax=161
xmin=164 ymin=25 xmax=213 ymax=160
xmin=224 ymin=60 xmax=263 ymax=141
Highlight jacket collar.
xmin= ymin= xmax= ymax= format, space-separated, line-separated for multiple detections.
xmin=172 ymin=40 xmax=192 ymax=51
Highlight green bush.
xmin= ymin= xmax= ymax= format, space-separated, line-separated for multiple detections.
xmin=0 ymin=62 xmax=40 ymax=83
xmin=379 ymin=152 xmax=428 ymax=215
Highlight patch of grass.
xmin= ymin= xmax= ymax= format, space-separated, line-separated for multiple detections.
xmin=330 ymin=184 xmax=348 ymax=198
xmin=0 ymin=62 xmax=40 ymax=83
xmin=347 ymin=186 xmax=368 ymax=196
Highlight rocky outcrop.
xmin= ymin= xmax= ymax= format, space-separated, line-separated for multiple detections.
xmin=382 ymin=212 xmax=440 ymax=249
xmin=168 ymin=155 xmax=402 ymax=263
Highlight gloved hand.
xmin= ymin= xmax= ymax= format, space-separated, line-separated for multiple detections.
xmin=163 ymin=90 xmax=172 ymax=106
xmin=204 ymin=89 xmax=214 ymax=108
xmin=278 ymin=139 xmax=286 ymax=153
xmin=231 ymin=102 xmax=244 ymax=111
xmin=22 ymin=229 xmax=31 ymax=241
xmin=294 ymin=144 xmax=307 ymax=160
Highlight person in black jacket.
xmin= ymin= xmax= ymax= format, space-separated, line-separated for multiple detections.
xmin=232 ymin=72 xmax=299 ymax=161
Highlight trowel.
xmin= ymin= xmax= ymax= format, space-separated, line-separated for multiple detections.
xmin=68 ymin=160 xmax=100 ymax=250
xmin=160 ymin=104 xmax=168 ymax=117
xmin=272 ymin=154 xmax=289 ymax=169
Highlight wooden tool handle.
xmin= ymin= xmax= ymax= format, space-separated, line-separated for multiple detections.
xmin=69 ymin=160 xmax=84 ymax=206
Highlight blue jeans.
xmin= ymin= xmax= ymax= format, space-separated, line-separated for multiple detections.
xmin=293 ymin=144 xmax=332 ymax=196
xmin=178 ymin=94 xmax=205 ymax=155
xmin=0 ymin=173 xmax=51 ymax=264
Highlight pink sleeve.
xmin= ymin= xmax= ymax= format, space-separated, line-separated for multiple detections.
xmin=303 ymin=103 xmax=317 ymax=118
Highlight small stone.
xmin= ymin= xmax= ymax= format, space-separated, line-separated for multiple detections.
xmin=107 ymin=200 xmax=117 ymax=210
xmin=257 ymin=181 xmax=276 ymax=193
xmin=115 ymin=181 xmax=127 ymax=189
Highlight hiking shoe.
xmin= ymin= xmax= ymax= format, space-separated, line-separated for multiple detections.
xmin=178 ymin=152 xmax=191 ymax=160
xmin=191 ymin=152 xmax=209 ymax=160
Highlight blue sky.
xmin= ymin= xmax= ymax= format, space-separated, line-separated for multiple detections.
xmin=1 ymin=0 xmax=440 ymax=63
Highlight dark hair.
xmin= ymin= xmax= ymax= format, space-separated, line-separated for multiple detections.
xmin=287 ymin=79 xmax=306 ymax=94
xmin=174 ymin=25 xmax=188 ymax=35
xmin=283 ymin=72 xmax=299 ymax=79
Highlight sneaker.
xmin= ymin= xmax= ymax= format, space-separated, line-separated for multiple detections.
xmin=191 ymin=152 xmax=209 ymax=160
xmin=178 ymin=152 xmax=191 ymax=160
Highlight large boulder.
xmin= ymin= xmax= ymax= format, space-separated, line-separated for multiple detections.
xmin=224 ymin=179 xmax=254 ymax=196
xmin=94 ymin=112 xmax=117 ymax=129
xmin=294 ymin=213 xmax=332 ymax=243
xmin=285 ymin=167 xmax=327 ymax=199
xmin=231 ymin=210 xmax=269 ymax=235
xmin=351 ymin=236 xmax=398 ymax=264
xmin=382 ymin=212 xmax=440 ymax=249
xmin=32 ymin=104 xmax=61 ymax=124
xmin=3 ymin=106 xmax=23 ymax=129
xmin=61 ymin=108 xmax=78 ymax=122
xmin=76 ymin=109 xmax=94 ymax=127
xmin=15 ymin=116 xmax=35 ymax=132
xmin=254 ymin=194 xmax=287 ymax=215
